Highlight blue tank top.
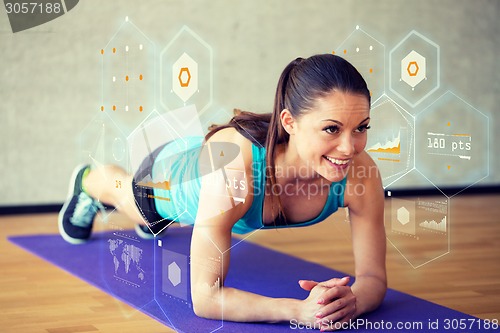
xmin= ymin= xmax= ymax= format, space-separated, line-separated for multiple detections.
xmin=152 ymin=137 xmax=346 ymax=234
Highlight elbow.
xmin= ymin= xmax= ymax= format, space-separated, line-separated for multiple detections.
xmin=374 ymin=276 xmax=387 ymax=304
xmin=192 ymin=301 xmax=214 ymax=319
xmin=192 ymin=295 xmax=222 ymax=320
xmin=374 ymin=280 xmax=387 ymax=311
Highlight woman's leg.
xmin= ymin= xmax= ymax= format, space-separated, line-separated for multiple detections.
xmin=84 ymin=165 xmax=145 ymax=225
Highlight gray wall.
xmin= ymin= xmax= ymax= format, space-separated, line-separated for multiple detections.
xmin=1 ymin=0 xmax=499 ymax=206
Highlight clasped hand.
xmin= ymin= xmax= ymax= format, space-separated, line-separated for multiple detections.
xmin=298 ymin=277 xmax=357 ymax=331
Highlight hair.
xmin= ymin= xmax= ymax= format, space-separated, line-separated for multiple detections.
xmin=205 ymin=54 xmax=370 ymax=224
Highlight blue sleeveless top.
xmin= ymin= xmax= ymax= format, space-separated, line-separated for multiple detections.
xmin=152 ymin=137 xmax=346 ymax=234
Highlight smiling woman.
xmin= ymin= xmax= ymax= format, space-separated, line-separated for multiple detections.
xmin=58 ymin=53 xmax=386 ymax=331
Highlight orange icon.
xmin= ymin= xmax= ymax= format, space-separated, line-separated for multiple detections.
xmin=178 ymin=67 xmax=191 ymax=87
xmin=407 ymin=61 xmax=419 ymax=77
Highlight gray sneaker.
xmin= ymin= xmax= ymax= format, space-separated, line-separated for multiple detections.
xmin=58 ymin=165 xmax=104 ymax=244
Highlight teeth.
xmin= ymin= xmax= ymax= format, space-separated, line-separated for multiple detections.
xmin=325 ymin=156 xmax=349 ymax=165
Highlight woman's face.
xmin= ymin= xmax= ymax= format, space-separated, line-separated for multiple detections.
xmin=290 ymin=91 xmax=370 ymax=182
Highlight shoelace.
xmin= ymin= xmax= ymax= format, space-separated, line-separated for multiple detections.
xmin=70 ymin=192 xmax=105 ymax=227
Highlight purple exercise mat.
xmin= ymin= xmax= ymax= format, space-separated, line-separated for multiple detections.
xmin=8 ymin=227 xmax=495 ymax=333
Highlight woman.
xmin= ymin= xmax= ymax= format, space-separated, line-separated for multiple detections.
xmin=59 ymin=54 xmax=386 ymax=331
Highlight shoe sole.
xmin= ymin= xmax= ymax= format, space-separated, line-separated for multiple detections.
xmin=58 ymin=164 xmax=90 ymax=245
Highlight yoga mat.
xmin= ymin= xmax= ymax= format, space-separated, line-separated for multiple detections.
xmin=9 ymin=228 xmax=496 ymax=333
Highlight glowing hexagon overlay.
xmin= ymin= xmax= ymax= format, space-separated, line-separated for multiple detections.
xmin=127 ymin=109 xmax=188 ymax=234
xmin=79 ymin=112 xmax=129 ymax=203
xmin=127 ymin=105 xmax=213 ymax=234
xmin=401 ymin=50 xmax=426 ymax=89
xmin=335 ymin=25 xmax=385 ymax=103
xmin=199 ymin=106 xmax=233 ymax=136
xmin=101 ymin=17 xmax=156 ymax=131
xmin=161 ymin=25 xmax=213 ymax=114
xmin=173 ymin=52 xmax=198 ymax=102
xmin=397 ymin=206 xmax=410 ymax=225
xmin=415 ymin=91 xmax=489 ymax=196
xmin=161 ymin=248 xmax=189 ymax=303
xmin=168 ymin=261 xmax=181 ymax=286
xmin=365 ymin=95 xmax=414 ymax=188
xmin=386 ymin=172 xmax=450 ymax=268
xmin=389 ymin=30 xmax=440 ymax=109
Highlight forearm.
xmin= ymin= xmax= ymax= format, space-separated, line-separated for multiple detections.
xmin=351 ymin=275 xmax=387 ymax=317
xmin=193 ymin=286 xmax=300 ymax=322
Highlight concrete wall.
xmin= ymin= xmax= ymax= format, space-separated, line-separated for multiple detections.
xmin=1 ymin=0 xmax=498 ymax=205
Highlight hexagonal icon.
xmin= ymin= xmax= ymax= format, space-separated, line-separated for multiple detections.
xmin=161 ymin=249 xmax=188 ymax=301
xmin=178 ymin=67 xmax=191 ymax=87
xmin=401 ymin=50 xmax=426 ymax=89
xmin=390 ymin=30 xmax=440 ymax=110
xmin=335 ymin=25 xmax=385 ymax=103
xmin=392 ymin=198 xmax=415 ymax=235
xmin=365 ymin=95 xmax=414 ymax=188
xmin=407 ymin=61 xmax=419 ymax=77
xmin=98 ymin=209 xmax=155 ymax=317
xmin=385 ymin=172 xmax=450 ymax=268
xmin=415 ymin=91 xmax=489 ymax=196
xmin=172 ymin=52 xmax=198 ymax=102
xmin=161 ymin=25 xmax=213 ymax=114
xmin=397 ymin=206 xmax=410 ymax=225
xmin=101 ymin=17 xmax=156 ymax=131
xmin=168 ymin=261 xmax=181 ymax=286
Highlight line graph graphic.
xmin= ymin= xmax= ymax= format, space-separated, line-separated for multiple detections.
xmin=136 ymin=174 xmax=171 ymax=190
xmin=419 ymin=216 xmax=447 ymax=233
xmin=367 ymin=130 xmax=401 ymax=155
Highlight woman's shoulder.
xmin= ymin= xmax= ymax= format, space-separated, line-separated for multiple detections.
xmin=205 ymin=127 xmax=255 ymax=163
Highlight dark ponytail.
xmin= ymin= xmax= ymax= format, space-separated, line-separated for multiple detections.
xmin=205 ymin=54 xmax=370 ymax=224
xmin=264 ymin=57 xmax=305 ymax=223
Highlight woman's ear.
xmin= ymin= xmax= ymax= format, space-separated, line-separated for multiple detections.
xmin=280 ymin=109 xmax=296 ymax=135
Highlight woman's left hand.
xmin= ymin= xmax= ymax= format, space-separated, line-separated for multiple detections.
xmin=299 ymin=277 xmax=357 ymax=331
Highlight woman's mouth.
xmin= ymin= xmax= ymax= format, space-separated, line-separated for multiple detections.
xmin=323 ymin=155 xmax=351 ymax=169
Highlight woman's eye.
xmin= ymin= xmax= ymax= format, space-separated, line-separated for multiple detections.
xmin=324 ymin=125 xmax=340 ymax=134
xmin=356 ymin=125 xmax=371 ymax=133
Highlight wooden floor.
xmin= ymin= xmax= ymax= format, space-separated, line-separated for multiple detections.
xmin=1 ymin=194 xmax=499 ymax=332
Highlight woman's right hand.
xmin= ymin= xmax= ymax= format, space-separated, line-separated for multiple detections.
xmin=297 ymin=283 xmax=331 ymax=325
xmin=296 ymin=277 xmax=351 ymax=328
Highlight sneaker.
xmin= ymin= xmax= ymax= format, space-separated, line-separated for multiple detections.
xmin=134 ymin=219 xmax=172 ymax=240
xmin=58 ymin=165 xmax=104 ymax=244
